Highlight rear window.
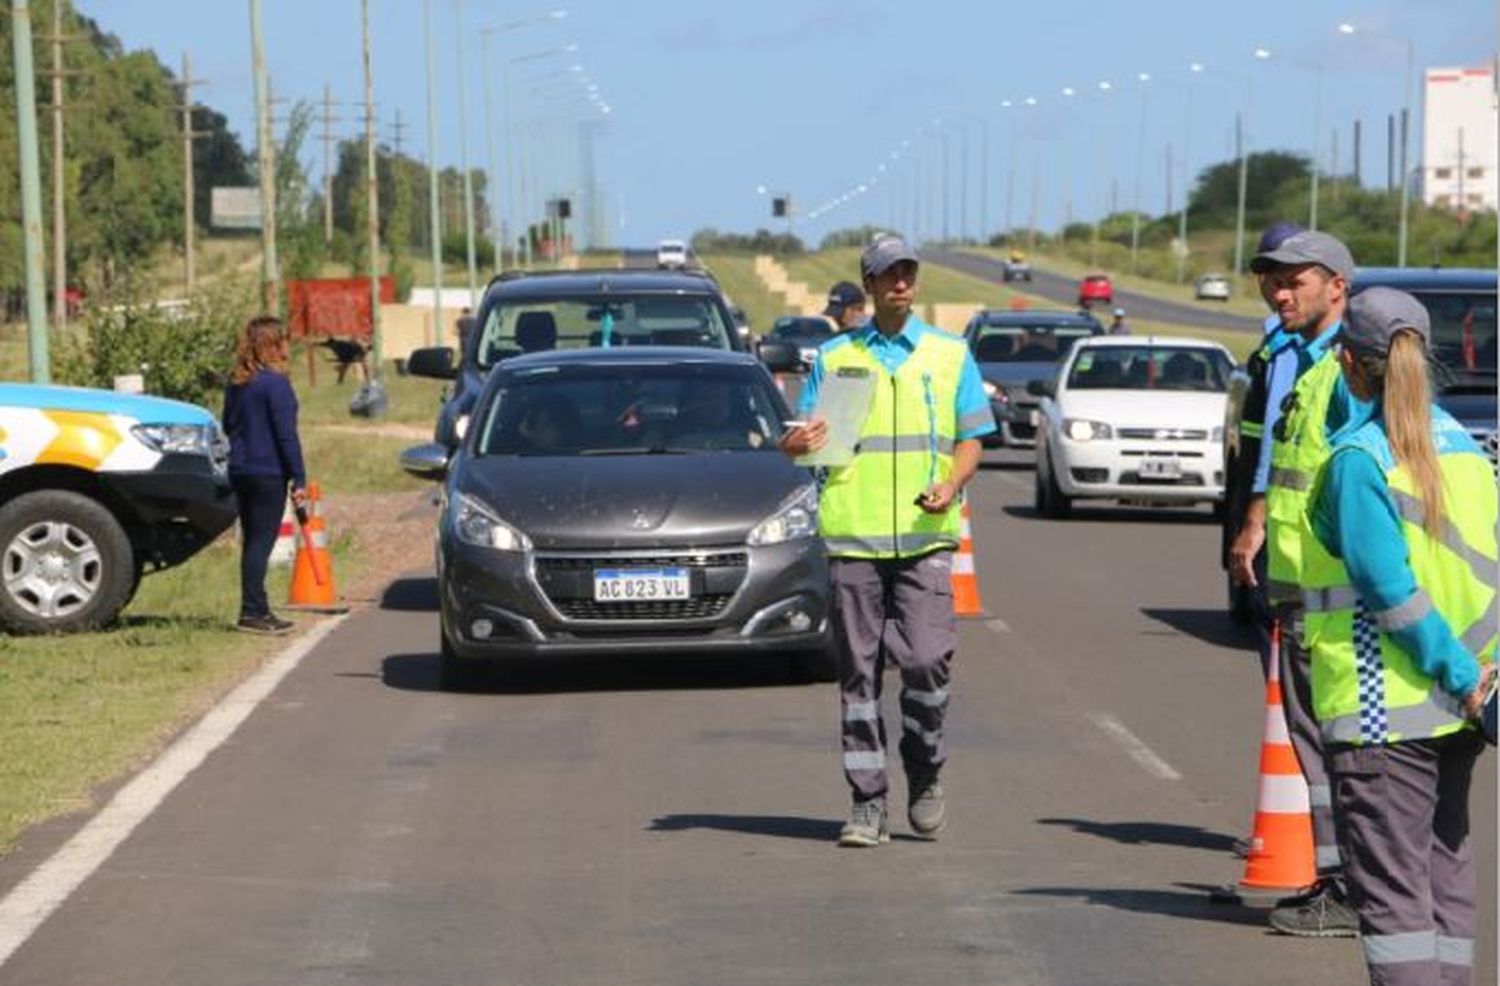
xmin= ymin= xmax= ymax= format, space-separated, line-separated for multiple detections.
xmin=1067 ymin=345 xmax=1232 ymax=392
xmin=970 ymin=325 xmax=1096 ymax=363
xmin=474 ymin=295 xmax=734 ymax=369
xmin=475 ymin=364 xmax=785 ymax=456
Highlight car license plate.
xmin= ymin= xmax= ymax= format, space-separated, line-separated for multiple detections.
xmin=593 ymin=567 xmax=691 ymax=602
xmin=1139 ymin=457 xmax=1181 ymax=478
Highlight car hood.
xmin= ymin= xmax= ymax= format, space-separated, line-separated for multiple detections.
xmin=979 ymin=362 xmax=1065 ymax=387
xmin=453 ymin=451 xmax=810 ymax=549
xmin=1059 ymin=389 xmax=1226 ymax=428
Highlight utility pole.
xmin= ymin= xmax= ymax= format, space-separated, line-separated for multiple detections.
xmin=40 ymin=0 xmax=85 ymax=331
xmin=249 ymin=0 xmax=278 ymax=312
xmin=390 ymin=107 xmax=407 ymax=158
xmin=1232 ymin=112 xmax=1249 ymax=278
xmin=454 ymin=0 xmax=478 ymax=304
xmin=422 ymin=0 xmax=442 ymax=345
xmin=1353 ymin=118 xmax=1362 ymax=188
xmin=178 ymin=53 xmax=206 ymax=295
xmin=361 ymin=0 xmax=382 ymax=377
xmin=13 ymin=0 xmax=49 ymax=381
xmin=319 ymin=84 xmax=340 ymax=245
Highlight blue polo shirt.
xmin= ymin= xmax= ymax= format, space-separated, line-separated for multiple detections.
xmin=797 ymin=314 xmax=996 ymax=440
xmin=1253 ymin=319 xmax=1346 ymax=494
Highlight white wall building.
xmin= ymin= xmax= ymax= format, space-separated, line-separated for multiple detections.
xmin=1422 ymin=64 xmax=1499 ymax=212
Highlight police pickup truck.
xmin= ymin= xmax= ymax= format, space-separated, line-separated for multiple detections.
xmin=0 ymin=384 xmax=236 ymax=634
xmin=1220 ymin=267 xmax=1498 ymax=623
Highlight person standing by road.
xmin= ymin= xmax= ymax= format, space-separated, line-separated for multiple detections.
xmin=1107 ymin=307 xmax=1130 ymax=335
xmin=1304 ymin=287 xmax=1495 ymax=985
xmin=822 ymin=280 xmax=867 ymax=332
xmin=223 ymin=315 xmax=308 ymax=635
xmin=1230 ymin=230 xmax=1360 ymax=936
xmin=779 ymin=235 xmax=996 ymax=847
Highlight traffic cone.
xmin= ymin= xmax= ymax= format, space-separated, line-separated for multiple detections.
xmin=951 ymin=493 xmax=984 ymax=617
xmin=286 ymin=482 xmax=349 ymax=614
xmin=1226 ymin=622 xmax=1316 ymax=901
xmin=269 ymin=501 xmax=296 ymax=565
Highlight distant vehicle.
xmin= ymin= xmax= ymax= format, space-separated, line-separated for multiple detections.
xmin=1002 ymin=250 xmax=1033 ymax=283
xmin=964 ymin=309 xmax=1104 ymax=450
xmin=1077 ymin=274 xmax=1114 ymax=308
xmin=1032 ymin=336 xmax=1234 ymax=518
xmin=1220 ymin=266 xmax=1498 ymax=622
xmin=1195 ymin=273 xmax=1232 ymax=301
xmin=399 ymin=346 xmax=834 ymax=687
xmin=755 ymin=316 xmax=836 ymax=374
xmin=656 ymin=239 xmax=689 ymax=269
xmin=404 ymin=267 xmax=747 ymax=448
xmin=0 ymin=384 xmax=235 ymax=634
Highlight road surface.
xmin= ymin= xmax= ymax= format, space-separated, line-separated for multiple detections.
xmin=0 ymin=469 xmax=1492 ymax=985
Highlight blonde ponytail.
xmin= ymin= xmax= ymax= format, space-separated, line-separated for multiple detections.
xmin=1357 ymin=331 xmax=1443 ymax=535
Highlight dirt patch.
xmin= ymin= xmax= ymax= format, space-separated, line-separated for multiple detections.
xmin=320 ymin=489 xmax=440 ymax=603
xmin=306 ymin=422 xmax=433 ymax=441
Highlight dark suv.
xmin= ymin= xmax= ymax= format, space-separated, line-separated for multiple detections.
xmin=407 ymin=268 xmax=745 ymax=446
xmin=964 ymin=308 xmax=1104 ymax=450
xmin=1220 ymin=266 xmax=1497 ymax=622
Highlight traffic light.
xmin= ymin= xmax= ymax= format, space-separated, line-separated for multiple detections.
xmin=557 ymin=197 xmax=572 ymax=219
xmin=771 ymin=196 xmax=787 ymax=218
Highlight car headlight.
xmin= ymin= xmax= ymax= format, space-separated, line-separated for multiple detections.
xmin=131 ymin=423 xmax=215 ymax=457
xmin=450 ymin=491 xmax=532 ymax=552
xmin=748 ymin=482 xmax=819 ymax=546
xmin=982 ymin=379 xmax=1006 ymax=402
xmin=1063 ymin=418 xmax=1112 ymax=442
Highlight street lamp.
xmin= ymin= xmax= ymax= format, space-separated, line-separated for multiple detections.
xmin=1130 ymin=73 xmax=1151 ymax=276
xmin=1254 ymin=45 xmax=1325 ymax=231
xmin=923 ymin=117 xmax=953 ymax=243
xmin=504 ymin=43 xmax=579 ymax=268
xmin=1148 ymin=74 xmax=1195 ymax=283
xmin=1190 ymin=61 xmax=1252 ymax=276
xmin=1338 ymin=21 xmax=1415 ymax=266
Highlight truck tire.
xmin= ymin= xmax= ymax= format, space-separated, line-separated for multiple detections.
xmin=0 ymin=490 xmax=136 ymax=634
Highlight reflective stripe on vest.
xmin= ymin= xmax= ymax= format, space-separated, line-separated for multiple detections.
xmin=817 ymin=328 xmax=965 ymax=559
xmin=1303 ymin=415 xmax=1498 ymax=746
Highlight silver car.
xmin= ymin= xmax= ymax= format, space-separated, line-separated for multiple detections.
xmin=402 ymin=347 xmax=833 ymax=688
xmin=1195 ymin=273 xmax=1232 ymax=301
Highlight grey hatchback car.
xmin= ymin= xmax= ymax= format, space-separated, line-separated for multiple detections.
xmin=402 ymin=347 xmax=833 ymax=686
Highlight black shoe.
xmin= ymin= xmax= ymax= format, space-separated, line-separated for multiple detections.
xmin=1268 ymin=882 xmax=1358 ymax=938
xmin=236 ymin=614 xmax=292 ymax=635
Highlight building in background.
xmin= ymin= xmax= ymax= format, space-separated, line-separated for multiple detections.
xmin=1422 ymin=63 xmax=1499 ymax=213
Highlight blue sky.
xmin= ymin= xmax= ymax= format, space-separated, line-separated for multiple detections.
xmin=80 ymin=0 xmax=1495 ymax=248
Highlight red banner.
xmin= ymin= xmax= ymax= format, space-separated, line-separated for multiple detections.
xmin=285 ymin=277 xmax=396 ymax=340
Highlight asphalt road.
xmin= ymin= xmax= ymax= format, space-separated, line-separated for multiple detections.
xmin=923 ymin=248 xmax=1265 ymax=334
xmin=0 ymin=474 xmax=1493 ymax=986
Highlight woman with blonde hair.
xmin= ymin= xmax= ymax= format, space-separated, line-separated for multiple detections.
xmin=1303 ymin=287 xmax=1495 ymax=985
xmin=223 ymin=315 xmax=307 ymax=634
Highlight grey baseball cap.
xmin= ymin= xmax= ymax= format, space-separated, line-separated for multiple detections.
xmin=1249 ymin=230 xmax=1354 ymax=281
xmin=860 ymin=235 xmax=919 ymax=280
xmin=1342 ymin=286 xmax=1431 ymax=355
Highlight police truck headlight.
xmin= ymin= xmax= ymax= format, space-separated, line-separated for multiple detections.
xmin=450 ymin=492 xmax=532 ymax=552
xmin=1063 ymin=418 xmax=1112 ymax=442
xmin=748 ymin=483 xmax=819 ymax=546
xmin=131 ymin=423 xmax=216 ymax=457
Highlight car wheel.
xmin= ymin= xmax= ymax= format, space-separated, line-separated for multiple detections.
xmin=0 ymin=490 xmax=136 ymax=634
xmin=790 ymin=642 xmax=837 ymax=684
xmin=1039 ymin=455 xmax=1073 ymax=519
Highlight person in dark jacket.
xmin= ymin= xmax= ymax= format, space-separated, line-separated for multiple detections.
xmin=223 ymin=315 xmax=308 ymax=634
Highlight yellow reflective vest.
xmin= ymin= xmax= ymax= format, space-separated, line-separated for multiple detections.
xmin=1303 ymin=409 xmax=1497 ymax=745
xmin=1265 ymin=351 xmax=1342 ymax=605
xmin=818 ymin=328 xmax=965 ymax=559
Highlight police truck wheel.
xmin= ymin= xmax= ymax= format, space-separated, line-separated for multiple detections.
xmin=0 ymin=490 xmax=135 ymax=634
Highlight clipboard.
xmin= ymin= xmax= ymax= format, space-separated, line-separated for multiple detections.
xmin=795 ymin=367 xmax=876 ymax=467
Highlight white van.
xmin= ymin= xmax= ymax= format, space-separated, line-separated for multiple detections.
xmin=656 ymin=239 xmax=688 ymax=270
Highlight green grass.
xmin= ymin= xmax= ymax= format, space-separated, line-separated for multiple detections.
xmin=697 ymin=254 xmax=793 ymax=339
xmin=1125 ymin=318 xmax=1258 ymax=363
xmin=783 ymin=247 xmax=1028 ymax=307
xmin=291 ymin=355 xmax=448 ymax=427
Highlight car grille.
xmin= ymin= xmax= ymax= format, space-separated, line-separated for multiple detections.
xmin=533 ymin=550 xmax=748 ymax=622
xmin=1117 ymin=427 xmax=1209 ymax=441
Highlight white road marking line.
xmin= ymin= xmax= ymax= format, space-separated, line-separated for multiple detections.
xmin=984 ymin=618 xmax=1011 ymax=633
xmin=0 ymin=614 xmax=351 ymax=971
xmin=1089 ymin=713 xmax=1183 ymax=781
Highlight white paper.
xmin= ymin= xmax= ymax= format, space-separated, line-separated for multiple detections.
xmin=795 ymin=369 xmax=877 ymax=467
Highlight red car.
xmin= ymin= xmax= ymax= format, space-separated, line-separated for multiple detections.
xmin=1077 ymin=274 xmax=1113 ymax=309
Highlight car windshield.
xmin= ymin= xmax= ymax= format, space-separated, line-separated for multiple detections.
xmin=1410 ymin=290 xmax=1497 ymax=379
xmin=475 ymin=363 xmax=786 ymax=456
xmin=772 ymin=318 xmax=834 ymax=341
xmin=970 ymin=325 xmax=1095 ymax=363
xmin=474 ymin=295 xmax=733 ymax=369
xmin=1067 ymin=345 xmax=1233 ymax=392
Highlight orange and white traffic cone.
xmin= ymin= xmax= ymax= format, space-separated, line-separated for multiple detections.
xmin=286 ymin=482 xmax=349 ymax=614
xmin=951 ymin=492 xmax=984 ymax=617
xmin=269 ymin=501 xmax=296 ymax=565
xmin=1224 ymin=621 xmax=1316 ymax=902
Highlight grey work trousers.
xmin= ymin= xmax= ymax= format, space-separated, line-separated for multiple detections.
xmin=1275 ymin=604 xmax=1343 ymax=878
xmin=831 ymin=552 xmax=957 ymax=804
xmin=1330 ymin=730 xmax=1483 ymax=986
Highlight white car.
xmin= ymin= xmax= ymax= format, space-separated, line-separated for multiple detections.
xmin=656 ymin=239 xmax=689 ymax=269
xmin=1031 ymin=336 xmax=1235 ymax=517
xmin=1195 ymin=273 xmax=1232 ymax=301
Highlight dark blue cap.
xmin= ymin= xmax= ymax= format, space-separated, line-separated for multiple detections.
xmin=1257 ymin=221 xmax=1305 ymax=254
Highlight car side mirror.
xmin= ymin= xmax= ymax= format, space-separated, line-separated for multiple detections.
xmin=1026 ymin=378 xmax=1055 ymax=398
xmin=399 ymin=442 xmax=450 ymax=481
xmin=407 ymin=346 xmax=457 ymax=380
xmin=757 ymin=340 xmax=802 ymax=374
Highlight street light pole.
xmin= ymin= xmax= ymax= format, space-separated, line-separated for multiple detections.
xmin=249 ymin=0 xmax=278 ymax=313
xmin=1339 ymin=23 xmax=1415 ymax=266
xmin=454 ymin=0 xmax=478 ymax=306
xmin=361 ymin=0 xmax=382 ymax=377
xmin=1255 ymin=46 xmax=1324 ymax=231
xmin=12 ymin=0 xmax=48 ymax=381
xmin=422 ymin=0 xmax=442 ymax=344
xmin=1191 ymin=62 xmax=1251 ymax=277
xmin=1130 ymin=73 xmax=1150 ymax=276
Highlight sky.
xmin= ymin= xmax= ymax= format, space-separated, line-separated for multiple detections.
xmin=78 ymin=0 xmax=1497 ymax=249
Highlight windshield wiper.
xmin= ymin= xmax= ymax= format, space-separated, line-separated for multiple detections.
xmin=577 ymin=446 xmax=697 ymax=455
